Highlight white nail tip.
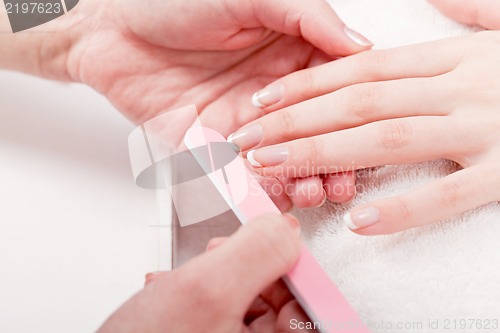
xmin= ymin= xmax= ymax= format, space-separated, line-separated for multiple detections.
xmin=343 ymin=212 xmax=359 ymax=230
xmin=252 ymin=92 xmax=266 ymax=108
xmin=227 ymin=133 xmax=235 ymax=143
xmin=247 ymin=150 xmax=262 ymax=167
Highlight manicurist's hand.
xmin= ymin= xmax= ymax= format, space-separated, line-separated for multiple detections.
xmin=234 ymin=31 xmax=500 ymax=235
xmin=0 ymin=0 xmax=371 ymax=212
xmin=28 ymin=0 xmax=371 ymax=127
xmin=97 ymin=214 xmax=310 ymax=333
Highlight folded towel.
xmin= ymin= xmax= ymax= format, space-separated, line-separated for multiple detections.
xmin=296 ymin=1 xmax=500 ymax=331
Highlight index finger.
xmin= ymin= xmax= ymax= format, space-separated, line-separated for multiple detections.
xmin=251 ymin=36 xmax=463 ymax=111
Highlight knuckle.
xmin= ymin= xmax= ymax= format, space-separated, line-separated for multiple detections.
xmin=393 ymin=196 xmax=412 ymax=223
xmin=304 ymin=138 xmax=324 ymax=174
xmin=376 ymin=120 xmax=413 ymax=150
xmin=278 ymin=109 xmax=296 ymax=139
xmin=301 ymin=69 xmax=318 ymax=94
xmin=176 ymin=268 xmax=224 ymax=308
xmin=346 ymin=84 xmax=381 ymax=120
xmin=359 ymin=50 xmax=389 ymax=77
xmin=434 ymin=179 xmax=464 ymax=210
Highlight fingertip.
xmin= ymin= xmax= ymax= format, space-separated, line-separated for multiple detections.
xmin=257 ymin=175 xmax=294 ymax=212
xmin=253 ymin=213 xmax=301 ymax=236
xmin=289 ymin=177 xmax=326 ymax=208
xmin=206 ymin=237 xmax=228 ymax=251
xmin=343 ymin=206 xmax=381 ymax=233
xmin=324 ymin=172 xmax=357 ymax=203
xmin=247 ymin=150 xmax=262 ymax=167
xmin=299 ymin=3 xmax=374 ymax=56
xmin=272 ymin=192 xmax=294 ymax=212
xmin=144 ymin=271 xmax=165 ymax=286
xmin=343 ymin=26 xmax=374 ymax=48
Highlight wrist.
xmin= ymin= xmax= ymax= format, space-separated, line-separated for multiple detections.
xmin=0 ymin=3 xmax=89 ymax=82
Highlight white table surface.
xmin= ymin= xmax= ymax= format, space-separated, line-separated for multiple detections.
xmin=0 ymin=71 xmax=171 ymax=333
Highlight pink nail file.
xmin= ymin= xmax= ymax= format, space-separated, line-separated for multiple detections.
xmin=185 ymin=127 xmax=371 ymax=333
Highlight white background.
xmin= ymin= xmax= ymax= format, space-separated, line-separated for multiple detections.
xmin=0 ymin=71 xmax=170 ymax=333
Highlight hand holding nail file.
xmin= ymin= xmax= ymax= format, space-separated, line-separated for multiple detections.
xmin=184 ymin=126 xmax=370 ymax=333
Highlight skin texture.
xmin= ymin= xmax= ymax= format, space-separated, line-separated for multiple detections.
xmin=236 ymin=0 xmax=500 ymax=208
xmin=245 ymin=30 xmax=500 ymax=235
xmin=0 ymin=0 xmax=371 ymax=210
xmin=427 ymin=0 xmax=500 ymax=30
xmin=63 ymin=0 xmax=368 ymax=128
xmin=96 ymin=214 xmax=314 ymax=333
xmin=0 ymin=2 xmax=364 ymax=329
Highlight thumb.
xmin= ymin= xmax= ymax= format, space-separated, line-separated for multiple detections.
xmin=180 ymin=213 xmax=302 ymax=317
xmin=251 ymin=0 xmax=373 ymax=56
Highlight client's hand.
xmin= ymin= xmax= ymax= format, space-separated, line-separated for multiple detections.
xmin=58 ymin=0 xmax=371 ymax=211
xmin=231 ymin=31 xmax=500 ymax=235
xmin=2 ymin=1 xmax=371 ymax=211
xmin=97 ymin=214 xmax=309 ymax=333
xmin=428 ymin=0 xmax=500 ymax=30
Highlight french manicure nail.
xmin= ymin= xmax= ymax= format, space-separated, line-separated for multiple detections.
xmin=314 ymin=191 xmax=328 ymax=208
xmin=247 ymin=150 xmax=262 ymax=167
xmin=227 ymin=123 xmax=263 ymax=151
xmin=252 ymin=84 xmax=284 ymax=108
xmin=344 ymin=207 xmax=380 ymax=230
xmin=343 ymin=26 xmax=373 ymax=47
xmin=247 ymin=146 xmax=289 ymax=168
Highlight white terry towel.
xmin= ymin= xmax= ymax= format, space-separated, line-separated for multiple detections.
xmin=295 ymin=1 xmax=500 ymax=332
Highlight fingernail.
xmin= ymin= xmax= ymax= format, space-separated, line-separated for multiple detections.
xmin=247 ymin=146 xmax=289 ymax=168
xmin=283 ymin=213 xmax=301 ymax=235
xmin=252 ymin=84 xmax=284 ymax=108
xmin=206 ymin=237 xmax=226 ymax=251
xmin=314 ymin=191 xmax=328 ymax=208
xmin=227 ymin=123 xmax=263 ymax=151
xmin=145 ymin=272 xmax=161 ymax=283
xmin=343 ymin=26 xmax=373 ymax=47
xmin=344 ymin=207 xmax=380 ymax=230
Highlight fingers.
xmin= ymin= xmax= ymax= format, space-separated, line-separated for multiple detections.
xmin=245 ymin=280 xmax=296 ymax=331
xmin=250 ymin=0 xmax=373 ymax=56
xmin=144 ymin=272 xmax=167 ymax=286
xmin=178 ymin=213 xmax=302 ymax=317
xmin=323 ymin=171 xmax=356 ymax=203
xmin=256 ymin=174 xmax=294 ymax=212
xmin=232 ymin=76 xmax=456 ymax=152
xmin=258 ymin=172 xmax=328 ymax=210
xmin=248 ymin=117 xmax=472 ymax=178
xmin=282 ymin=176 xmax=326 ymax=208
xmin=250 ymin=38 xmax=462 ymax=111
xmin=275 ymin=300 xmax=313 ymax=333
xmin=144 ymin=236 xmax=229 ymax=286
xmin=428 ymin=0 xmax=500 ymax=30
xmin=259 ymin=279 xmax=295 ymax=311
xmin=247 ymin=77 xmax=455 ymax=150
xmin=345 ymin=164 xmax=500 ymax=235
